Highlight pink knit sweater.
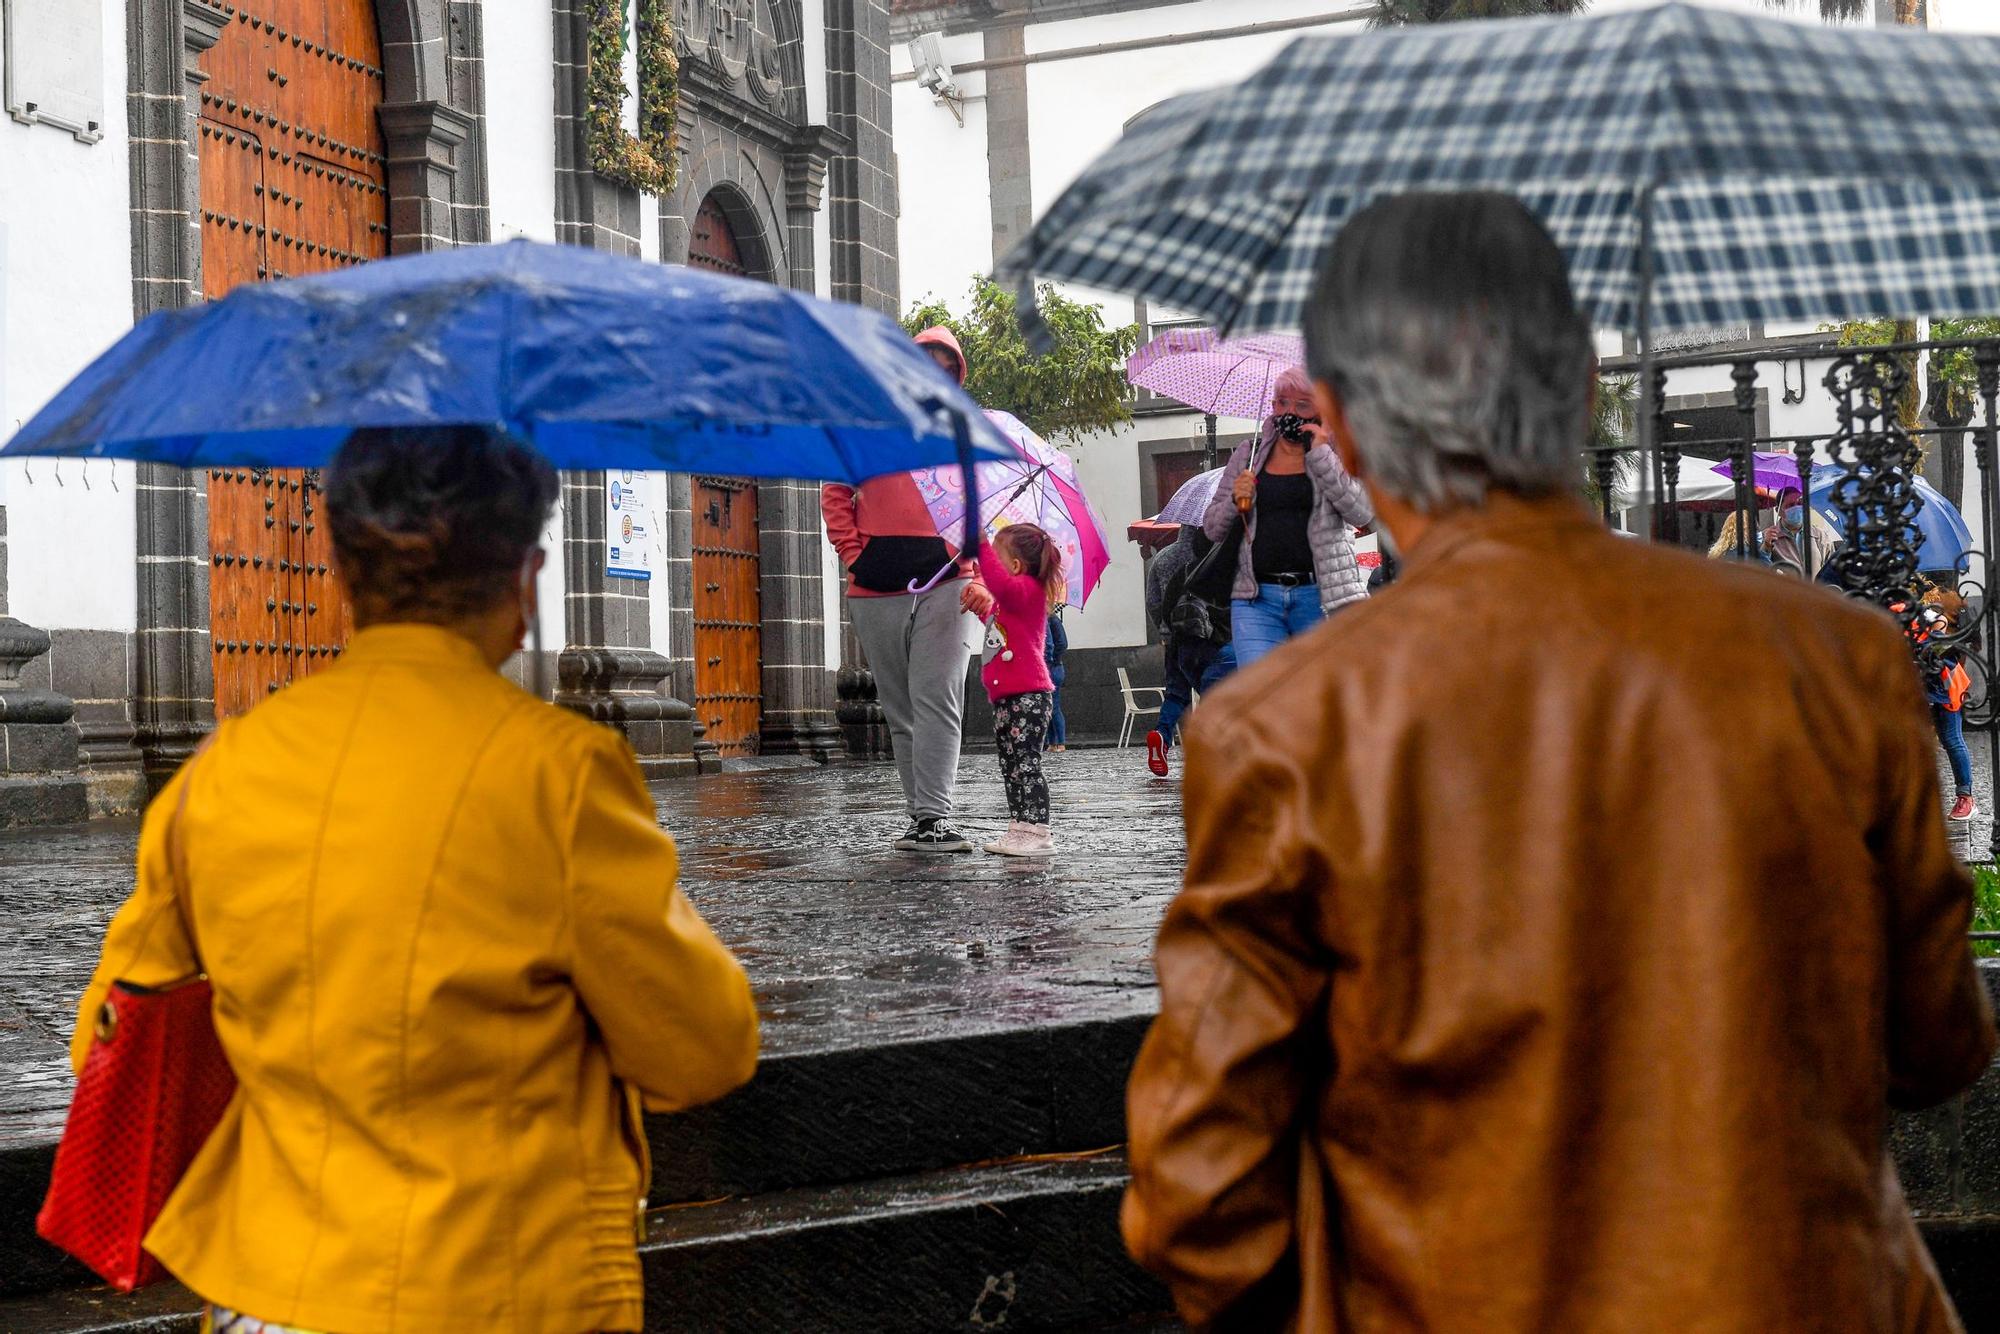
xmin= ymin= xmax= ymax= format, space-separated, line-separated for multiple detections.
xmin=976 ymin=550 xmax=1055 ymax=704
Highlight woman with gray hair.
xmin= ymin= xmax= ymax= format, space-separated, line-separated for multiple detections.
xmin=1200 ymin=366 xmax=1374 ymax=668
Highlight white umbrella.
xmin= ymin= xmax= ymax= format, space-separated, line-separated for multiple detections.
xmin=1610 ymin=458 xmax=1734 ymax=512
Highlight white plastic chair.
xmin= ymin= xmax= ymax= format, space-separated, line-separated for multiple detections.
xmin=1117 ymin=667 xmax=1166 ymax=747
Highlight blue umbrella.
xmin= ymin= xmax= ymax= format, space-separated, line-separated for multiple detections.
xmin=2 ymin=239 xmax=1012 ymax=558
xmin=1808 ymin=471 xmax=1973 ymax=574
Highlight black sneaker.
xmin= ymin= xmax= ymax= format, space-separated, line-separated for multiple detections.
xmin=902 ymin=818 xmax=973 ymax=853
xmin=892 ymin=820 xmax=923 ymax=851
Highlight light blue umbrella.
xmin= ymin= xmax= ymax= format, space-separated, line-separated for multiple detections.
xmin=1808 ymin=471 xmax=1974 ymax=574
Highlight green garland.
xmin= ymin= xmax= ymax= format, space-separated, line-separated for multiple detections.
xmin=587 ymin=0 xmax=680 ymax=196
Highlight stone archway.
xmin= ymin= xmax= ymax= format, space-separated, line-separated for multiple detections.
xmin=125 ymin=0 xmax=488 ymax=783
xmin=685 ymin=188 xmax=771 ymax=758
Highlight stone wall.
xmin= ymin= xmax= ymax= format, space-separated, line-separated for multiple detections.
xmin=960 ymin=642 xmax=1165 ymax=749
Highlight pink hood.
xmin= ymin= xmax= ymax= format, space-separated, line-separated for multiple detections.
xmin=914 ymin=325 xmax=968 ymax=384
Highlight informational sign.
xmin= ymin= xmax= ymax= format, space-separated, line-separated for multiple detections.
xmin=605 ymin=469 xmax=652 ymax=580
xmin=3 ymin=0 xmax=107 ymax=144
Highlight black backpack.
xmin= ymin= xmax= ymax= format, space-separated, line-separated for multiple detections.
xmin=1166 ymin=525 xmax=1240 ymax=644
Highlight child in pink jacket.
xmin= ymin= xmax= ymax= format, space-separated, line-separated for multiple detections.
xmin=976 ymin=524 xmax=1066 ymax=857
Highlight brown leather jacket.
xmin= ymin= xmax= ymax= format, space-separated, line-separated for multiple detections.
xmin=1125 ymin=495 xmax=1996 ymax=1332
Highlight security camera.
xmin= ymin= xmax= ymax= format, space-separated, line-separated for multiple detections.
xmin=909 ymin=32 xmax=959 ymax=100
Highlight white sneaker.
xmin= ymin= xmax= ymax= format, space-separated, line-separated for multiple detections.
xmin=983 ymin=821 xmax=1023 ymax=855
xmin=987 ymin=823 xmax=1054 ymax=858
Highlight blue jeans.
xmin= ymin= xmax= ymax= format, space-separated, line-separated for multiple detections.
xmin=1231 ymin=584 xmax=1326 ymax=669
xmin=1045 ymin=668 xmax=1067 ymax=748
xmin=1157 ymin=638 xmax=1221 ymax=746
xmin=1933 ymin=701 xmax=1973 ymax=795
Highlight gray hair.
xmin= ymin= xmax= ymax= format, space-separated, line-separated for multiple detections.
xmin=1303 ymin=192 xmax=1593 ymax=514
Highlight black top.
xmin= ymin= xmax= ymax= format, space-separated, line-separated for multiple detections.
xmin=1251 ymin=470 xmax=1314 ymax=580
xmin=847 ymin=535 xmax=953 ymax=593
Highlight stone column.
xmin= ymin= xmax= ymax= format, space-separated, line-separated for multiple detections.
xmin=445 ymin=0 xmax=493 ymax=244
xmin=756 ymin=479 xmax=840 ymax=759
xmin=748 ymin=124 xmax=847 ymax=760
xmin=379 ymin=100 xmax=475 ymax=253
xmin=545 ymin=1 xmax=702 ymax=775
xmin=824 ymin=0 xmax=901 ymax=758
xmin=554 ymin=474 xmax=700 ymax=777
xmin=127 ymin=0 xmax=229 ymax=792
xmin=983 ymin=8 xmax=1033 ymax=268
xmin=0 ymin=512 xmax=89 ymax=827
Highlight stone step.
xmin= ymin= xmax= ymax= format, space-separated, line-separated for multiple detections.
xmin=0 ymin=1153 xmax=1166 ymax=1333
xmin=3 ymin=1147 xmax=1996 ymax=1330
xmin=0 ymin=1014 xmax=1151 ymax=1302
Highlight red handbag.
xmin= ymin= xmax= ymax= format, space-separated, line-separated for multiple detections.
xmin=37 ymin=756 xmax=236 ymax=1291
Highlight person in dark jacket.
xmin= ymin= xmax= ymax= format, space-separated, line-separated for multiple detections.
xmin=1044 ymin=606 xmax=1070 ymax=752
xmin=1147 ymin=526 xmax=1234 ymax=776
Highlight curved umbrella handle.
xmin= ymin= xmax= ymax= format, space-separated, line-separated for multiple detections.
xmin=906 ymin=408 xmax=985 ymax=595
xmin=907 ymin=561 xmax=957 ymax=595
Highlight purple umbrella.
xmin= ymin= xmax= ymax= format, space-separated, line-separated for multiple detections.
xmin=1710 ymin=453 xmax=1809 ymax=494
xmin=1126 ymin=328 xmax=1303 ymax=419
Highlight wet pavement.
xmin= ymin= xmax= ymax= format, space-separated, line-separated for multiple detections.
xmin=2 ymin=733 xmax=1992 ymax=1151
xmin=0 ymin=749 xmax=1186 ymax=1148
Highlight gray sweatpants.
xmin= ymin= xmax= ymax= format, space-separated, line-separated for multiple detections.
xmin=849 ymin=584 xmax=977 ymax=822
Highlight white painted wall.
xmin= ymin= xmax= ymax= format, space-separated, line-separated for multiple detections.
xmin=484 ymin=2 xmax=558 ymax=242
xmin=893 ymin=0 xmax=1350 ymax=650
xmin=0 ymin=0 xmax=137 ymax=634
xmin=892 ymin=29 xmax=991 ymax=311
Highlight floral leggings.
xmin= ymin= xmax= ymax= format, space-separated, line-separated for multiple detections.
xmin=994 ymin=691 xmax=1054 ymax=824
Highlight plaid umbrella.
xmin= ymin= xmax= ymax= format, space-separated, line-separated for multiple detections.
xmin=999 ymin=2 xmax=2000 ymax=340
xmin=1127 ymin=328 xmax=1304 ymax=419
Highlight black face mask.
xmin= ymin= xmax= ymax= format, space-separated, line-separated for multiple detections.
xmin=1273 ymin=412 xmax=1318 ymax=445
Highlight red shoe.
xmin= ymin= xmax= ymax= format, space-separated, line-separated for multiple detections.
xmin=1145 ymin=730 xmax=1169 ymax=777
xmin=1950 ymin=794 xmax=1976 ymax=822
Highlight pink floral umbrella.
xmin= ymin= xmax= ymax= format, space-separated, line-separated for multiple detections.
xmin=1126 ymin=327 xmax=1304 ymax=419
xmin=910 ymin=409 xmax=1111 ymax=608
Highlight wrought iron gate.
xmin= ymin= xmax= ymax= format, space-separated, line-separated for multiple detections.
xmin=1590 ymin=335 xmax=2000 ymax=874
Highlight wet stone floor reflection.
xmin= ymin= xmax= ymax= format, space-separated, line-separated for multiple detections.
xmin=0 ymin=749 xmax=1186 ymax=1147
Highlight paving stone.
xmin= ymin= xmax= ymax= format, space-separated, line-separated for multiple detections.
xmin=0 ymin=750 xmax=1184 ymax=1147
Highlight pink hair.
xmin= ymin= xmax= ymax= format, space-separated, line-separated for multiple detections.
xmin=1272 ymin=365 xmax=1314 ymax=405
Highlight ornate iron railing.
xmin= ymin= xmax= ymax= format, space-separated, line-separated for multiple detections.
xmin=1588 ymin=336 xmax=2000 ymax=870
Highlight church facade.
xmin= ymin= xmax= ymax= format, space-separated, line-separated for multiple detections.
xmin=0 ymin=0 xmax=904 ymax=822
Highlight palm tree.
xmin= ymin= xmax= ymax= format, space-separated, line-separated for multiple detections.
xmin=1370 ymin=0 xmax=1585 ymax=23
xmin=1761 ymin=0 xmax=1870 ymax=17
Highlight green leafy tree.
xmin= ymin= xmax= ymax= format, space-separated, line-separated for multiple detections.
xmin=904 ymin=279 xmax=1141 ymax=443
xmin=1371 ymin=0 xmax=1586 ymax=24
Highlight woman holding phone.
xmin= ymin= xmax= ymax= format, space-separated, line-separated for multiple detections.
xmin=1201 ymin=366 xmax=1375 ymax=668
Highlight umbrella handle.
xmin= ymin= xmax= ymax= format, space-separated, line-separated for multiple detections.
xmin=907 ymin=561 xmax=958 ymax=595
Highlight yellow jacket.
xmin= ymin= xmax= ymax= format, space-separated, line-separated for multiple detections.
xmin=71 ymin=624 xmax=759 ymax=1334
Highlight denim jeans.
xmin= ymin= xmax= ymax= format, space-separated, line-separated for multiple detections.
xmin=1045 ymin=668 xmax=1067 ymax=748
xmin=1157 ymin=638 xmax=1222 ymax=747
xmin=1231 ymin=583 xmax=1326 ymax=669
xmin=1933 ymin=701 xmax=1974 ymax=795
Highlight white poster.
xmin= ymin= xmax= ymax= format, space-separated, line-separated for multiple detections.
xmin=605 ymin=469 xmax=652 ymax=580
